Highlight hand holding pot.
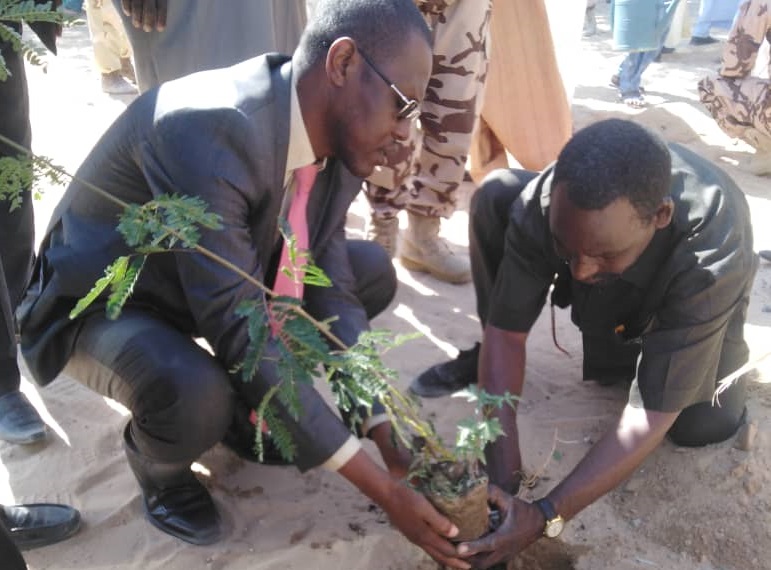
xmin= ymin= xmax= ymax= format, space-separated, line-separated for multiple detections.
xmin=382 ymin=483 xmax=472 ymax=569
xmin=456 ymin=484 xmax=544 ymax=569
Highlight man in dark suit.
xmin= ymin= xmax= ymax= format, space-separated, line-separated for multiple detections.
xmin=0 ymin=0 xmax=60 ymax=445
xmin=18 ymin=0 xmax=469 ymax=566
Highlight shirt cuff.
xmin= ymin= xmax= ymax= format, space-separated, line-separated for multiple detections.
xmin=320 ymin=435 xmax=362 ymax=471
xmin=361 ymin=413 xmax=390 ymax=437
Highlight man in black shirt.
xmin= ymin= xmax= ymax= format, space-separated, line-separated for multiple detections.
xmin=413 ymin=119 xmax=757 ymax=568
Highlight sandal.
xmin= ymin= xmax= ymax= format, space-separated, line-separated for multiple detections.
xmin=609 ymin=75 xmax=645 ymax=93
xmin=621 ymin=93 xmax=646 ymax=108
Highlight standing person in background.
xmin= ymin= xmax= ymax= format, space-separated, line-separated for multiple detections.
xmin=699 ymin=0 xmax=771 ymax=175
xmin=691 ymin=0 xmax=742 ymax=45
xmin=0 ymin=0 xmax=61 ymax=445
xmin=61 ymin=0 xmax=84 ymax=16
xmin=85 ymin=0 xmax=137 ymax=94
xmin=610 ymin=0 xmax=680 ymax=107
xmin=362 ymin=0 xmax=491 ymax=285
xmin=113 ymin=0 xmax=307 ymax=92
xmin=584 ymin=0 xmax=597 ymax=37
xmin=469 ymin=0 xmax=573 ymax=182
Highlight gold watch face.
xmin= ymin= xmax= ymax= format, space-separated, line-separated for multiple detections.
xmin=544 ymin=516 xmax=565 ymax=538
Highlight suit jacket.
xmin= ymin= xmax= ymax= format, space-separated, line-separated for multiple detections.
xmin=19 ymin=54 xmax=374 ymax=470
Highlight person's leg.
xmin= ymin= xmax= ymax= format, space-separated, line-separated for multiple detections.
xmin=692 ymin=0 xmax=715 ymax=38
xmin=345 ymin=240 xmax=398 ymax=320
xmin=691 ymin=0 xmax=722 ymax=42
xmin=399 ymin=0 xmax=492 ymax=285
xmin=0 ymin=515 xmax=26 ymax=570
xmin=470 ymin=169 xmax=539 ymax=326
xmin=86 ymin=0 xmax=137 ymax=94
xmin=668 ymin=294 xmax=751 ymax=446
xmin=410 ymin=169 xmax=537 ymax=398
xmin=617 ymin=49 xmax=659 ymax=105
xmin=0 ymin=38 xmax=46 ymax=444
xmin=585 ymin=0 xmax=598 ymax=37
xmin=63 ymin=309 xmax=235 ymax=544
xmin=698 ymin=74 xmax=771 ymax=175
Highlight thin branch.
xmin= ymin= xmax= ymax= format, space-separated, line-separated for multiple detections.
xmin=0 ymin=133 xmax=350 ymax=350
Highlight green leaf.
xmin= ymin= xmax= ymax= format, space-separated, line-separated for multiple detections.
xmin=302 ymin=263 xmax=332 ymax=288
xmin=69 ymin=256 xmax=129 ymax=319
xmin=106 ymin=255 xmax=146 ymax=320
xmin=235 ymin=299 xmax=271 ymax=382
xmin=0 ymin=155 xmax=32 ymax=210
xmin=260 ymin=403 xmax=297 ymax=462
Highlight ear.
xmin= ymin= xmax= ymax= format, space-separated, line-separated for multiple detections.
xmin=653 ymin=197 xmax=674 ymax=229
xmin=325 ymin=37 xmax=357 ymax=88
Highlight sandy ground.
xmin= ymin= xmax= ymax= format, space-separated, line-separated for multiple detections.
xmin=2 ymin=2 xmax=771 ymax=569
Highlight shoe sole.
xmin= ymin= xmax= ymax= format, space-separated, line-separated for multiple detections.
xmin=400 ymin=256 xmax=472 ymax=285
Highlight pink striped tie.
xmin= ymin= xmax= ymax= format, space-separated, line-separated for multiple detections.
xmin=273 ymin=164 xmax=318 ymax=299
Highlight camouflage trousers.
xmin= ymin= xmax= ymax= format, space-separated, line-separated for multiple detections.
xmin=365 ymin=0 xmax=492 ymax=220
xmin=86 ymin=0 xmax=132 ymax=75
xmin=698 ymin=74 xmax=771 ymax=150
xmin=697 ymin=0 xmax=771 ymax=151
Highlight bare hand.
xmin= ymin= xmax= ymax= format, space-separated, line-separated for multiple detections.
xmin=121 ymin=0 xmax=167 ymax=32
xmin=382 ymin=483 xmax=471 ymax=569
xmin=369 ymin=422 xmax=412 ymax=479
xmin=457 ymin=484 xmax=544 ymax=569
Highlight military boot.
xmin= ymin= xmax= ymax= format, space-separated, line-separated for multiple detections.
xmin=400 ymin=212 xmax=471 ymax=284
xmin=366 ymin=215 xmax=399 ymax=258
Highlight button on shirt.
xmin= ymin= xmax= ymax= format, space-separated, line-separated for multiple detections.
xmin=488 ymin=143 xmax=757 ymax=413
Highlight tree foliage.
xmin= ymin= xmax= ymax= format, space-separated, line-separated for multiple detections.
xmin=0 ymin=0 xmax=67 ymax=80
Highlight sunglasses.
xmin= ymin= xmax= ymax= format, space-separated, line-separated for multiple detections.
xmin=358 ymin=48 xmax=421 ymax=122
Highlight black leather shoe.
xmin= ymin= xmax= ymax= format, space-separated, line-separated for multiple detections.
xmin=759 ymin=250 xmax=771 ymax=262
xmin=0 ymin=390 xmax=47 ymax=444
xmin=409 ymin=343 xmax=480 ymax=398
xmin=1 ymin=504 xmax=81 ymax=550
xmin=123 ymin=425 xmax=222 ymax=545
xmin=690 ymin=35 xmax=719 ymax=46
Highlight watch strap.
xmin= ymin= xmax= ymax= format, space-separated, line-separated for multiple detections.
xmin=534 ymin=497 xmax=558 ymax=522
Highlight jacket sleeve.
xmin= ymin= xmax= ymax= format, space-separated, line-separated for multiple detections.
xmin=302 ymin=168 xmax=389 ymax=435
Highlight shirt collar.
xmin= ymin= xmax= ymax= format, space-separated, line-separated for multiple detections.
xmin=285 ymin=71 xmax=318 ymax=183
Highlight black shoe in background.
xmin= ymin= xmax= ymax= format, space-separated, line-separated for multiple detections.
xmin=690 ymin=35 xmax=719 ymax=46
xmin=1 ymin=504 xmax=81 ymax=550
xmin=0 ymin=391 xmax=47 ymax=445
xmin=759 ymin=250 xmax=771 ymax=262
xmin=409 ymin=343 xmax=480 ymax=398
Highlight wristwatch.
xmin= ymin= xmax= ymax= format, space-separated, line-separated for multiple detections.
xmin=534 ymin=497 xmax=565 ymax=538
